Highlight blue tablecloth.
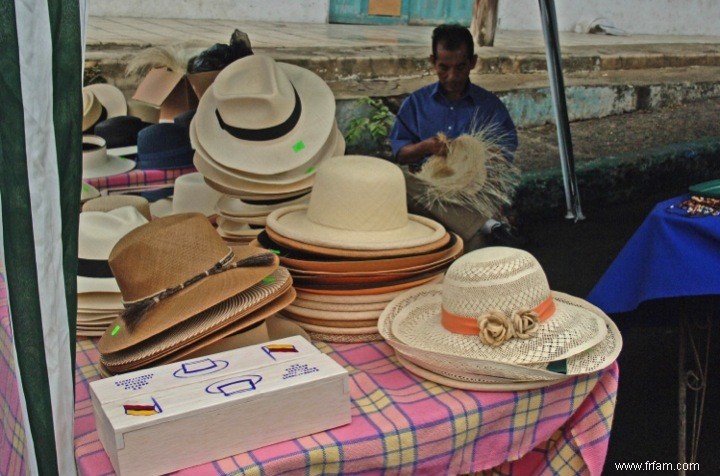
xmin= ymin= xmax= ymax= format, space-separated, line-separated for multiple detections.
xmin=587 ymin=195 xmax=720 ymax=314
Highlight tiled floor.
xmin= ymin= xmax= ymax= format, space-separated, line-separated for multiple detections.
xmin=87 ymin=17 xmax=720 ymax=50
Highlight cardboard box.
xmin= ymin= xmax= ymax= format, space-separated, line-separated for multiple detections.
xmin=90 ymin=336 xmax=351 ymax=476
xmin=132 ymin=68 xmax=219 ymax=122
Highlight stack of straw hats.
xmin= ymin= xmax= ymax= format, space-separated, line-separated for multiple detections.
xmin=255 ymin=155 xmax=464 ymax=343
xmin=379 ymin=247 xmax=622 ymax=391
xmin=97 ymin=213 xmax=298 ymax=374
xmin=190 ymin=54 xmax=345 ymax=244
xmin=77 ymin=205 xmax=149 ymax=336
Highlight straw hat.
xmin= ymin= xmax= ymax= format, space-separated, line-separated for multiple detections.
xmin=379 ymin=247 xmax=620 ymax=373
xmin=215 ymin=193 xmax=310 ymax=218
xmin=84 ymin=83 xmax=128 ymax=118
xmin=80 ymin=182 xmax=101 ymax=204
xmin=83 ymin=195 xmax=152 ymax=221
xmin=82 ymin=135 xmax=136 ymax=179
xmin=266 ymin=156 xmax=445 ymax=251
xmin=192 ymin=55 xmax=335 ymax=175
xmin=149 ymin=172 xmax=223 ymax=218
xmin=77 ymin=207 xmax=149 ymax=294
xmin=82 ymin=90 xmax=103 ymax=132
xmin=98 ymin=213 xmax=279 ymax=355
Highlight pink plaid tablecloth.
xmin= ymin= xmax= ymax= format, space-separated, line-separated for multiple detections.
xmin=74 ymin=337 xmax=618 ymax=476
xmin=0 ymin=272 xmax=29 ymax=476
xmin=84 ymin=167 xmax=196 ymax=192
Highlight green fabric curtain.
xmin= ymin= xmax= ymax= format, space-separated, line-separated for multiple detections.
xmin=0 ymin=0 xmax=82 ymax=473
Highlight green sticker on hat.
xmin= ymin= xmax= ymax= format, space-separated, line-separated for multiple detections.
xmin=111 ymin=325 xmax=121 ymax=336
xmin=82 ymin=184 xmax=90 ymax=193
xmin=305 ymin=166 xmax=316 ymax=174
xmin=292 ymin=141 xmax=305 ymax=153
xmin=262 ymin=277 xmax=276 ymax=284
xmin=270 ymin=249 xmax=281 ymax=255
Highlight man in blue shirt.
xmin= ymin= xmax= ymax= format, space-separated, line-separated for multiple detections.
xmin=389 ymin=24 xmax=523 ymax=250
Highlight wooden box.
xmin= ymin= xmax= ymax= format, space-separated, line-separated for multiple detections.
xmin=90 ymin=336 xmax=351 ymax=476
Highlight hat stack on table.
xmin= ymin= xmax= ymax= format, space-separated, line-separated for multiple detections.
xmin=77 ymin=206 xmax=149 ymax=336
xmin=190 ymin=54 xmax=345 ymax=245
xmin=255 ymin=155 xmax=464 ymax=343
xmin=97 ymin=213 xmax=298 ymax=374
xmin=378 ymin=247 xmax=623 ymax=391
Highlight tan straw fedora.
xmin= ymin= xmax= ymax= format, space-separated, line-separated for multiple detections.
xmin=266 ymin=156 xmax=446 ymax=251
xmin=193 ymin=54 xmax=335 ymax=175
xmin=84 ymin=83 xmax=128 ymax=118
xmin=77 ymin=207 xmax=149 ymax=294
xmin=82 ymin=90 xmax=102 ymax=132
xmin=98 ymin=213 xmax=279 ymax=354
xmin=83 ymin=195 xmax=152 ymax=221
xmin=82 ymin=135 xmax=136 ymax=179
xmin=380 ymin=247 xmax=619 ymax=371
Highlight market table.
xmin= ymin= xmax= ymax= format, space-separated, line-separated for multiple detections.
xmin=74 ymin=336 xmax=617 ymax=475
xmin=587 ymin=193 xmax=720 ymax=471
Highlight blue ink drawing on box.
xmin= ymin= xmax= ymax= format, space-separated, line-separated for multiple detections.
xmin=173 ymin=358 xmax=229 ymax=378
xmin=115 ymin=373 xmax=154 ymax=391
xmin=282 ymin=363 xmax=319 ymax=380
xmin=205 ymin=375 xmax=263 ymax=397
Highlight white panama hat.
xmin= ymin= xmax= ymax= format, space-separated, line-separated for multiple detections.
xmin=82 ymin=135 xmax=136 ymax=179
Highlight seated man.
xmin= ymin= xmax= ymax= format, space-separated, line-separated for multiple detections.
xmin=389 ymin=24 xmax=523 ymax=251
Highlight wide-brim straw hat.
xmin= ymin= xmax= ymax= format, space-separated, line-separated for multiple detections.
xmin=266 ymin=156 xmax=446 ymax=251
xmin=82 ymin=135 xmax=136 ymax=179
xmin=307 ymin=330 xmax=383 ymax=343
xmin=80 ymin=182 xmax=101 ymax=204
xmin=77 ymin=292 xmax=123 ymax=311
xmin=77 ymin=207 xmax=149 ymax=294
xmin=216 ymin=217 xmax=264 ymax=238
xmin=215 ymin=193 xmax=310 ymax=218
xmin=379 ymin=247 xmax=620 ymax=372
xmin=84 ymin=83 xmax=128 ymax=118
xmin=101 ymin=270 xmax=294 ymax=373
xmin=82 ymin=195 xmax=152 ymax=221
xmin=82 ymin=90 xmax=103 ymax=132
xmin=149 ymin=172 xmax=223 ymax=218
xmin=193 ymin=55 xmax=335 ymax=175
xmin=192 ymin=119 xmax=344 ymax=186
xmin=98 ymin=214 xmax=279 ymax=355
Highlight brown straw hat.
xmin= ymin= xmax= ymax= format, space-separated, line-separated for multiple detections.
xmin=98 ymin=213 xmax=278 ymax=354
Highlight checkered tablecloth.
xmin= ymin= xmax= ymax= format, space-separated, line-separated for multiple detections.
xmin=84 ymin=167 xmax=196 ymax=193
xmin=74 ymin=337 xmax=618 ymax=475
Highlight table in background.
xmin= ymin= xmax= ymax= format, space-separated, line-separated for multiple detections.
xmin=588 ymin=193 xmax=720 ymax=472
xmin=74 ymin=336 xmax=617 ymax=475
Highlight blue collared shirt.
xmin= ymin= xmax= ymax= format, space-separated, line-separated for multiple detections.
xmin=389 ymin=82 xmax=518 ymax=166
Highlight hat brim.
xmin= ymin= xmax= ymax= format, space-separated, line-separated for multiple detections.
xmin=192 ymin=120 xmax=343 ymax=186
xmin=295 ymin=275 xmax=442 ymax=302
xmin=284 ymin=303 xmax=382 ymax=321
xmin=267 ymin=204 xmax=446 ymax=251
xmin=77 ymin=292 xmax=123 ymax=311
xmin=286 ymin=317 xmax=378 ymax=335
xmin=292 ymin=297 xmax=390 ymax=312
xmin=216 ymin=193 xmax=311 ymax=218
xmin=84 ymin=84 xmax=128 ymax=118
xmin=194 ymin=63 xmax=335 ymax=175
xmin=77 ymin=276 xmax=120 ymax=294
xmin=149 ymin=198 xmax=174 ymax=218
xmin=307 ymin=330 xmax=383 ymax=343
xmin=82 ymin=155 xmax=136 ymax=180
xmin=383 ymin=285 xmax=614 ymax=368
xmin=98 ymin=246 xmax=279 ymax=354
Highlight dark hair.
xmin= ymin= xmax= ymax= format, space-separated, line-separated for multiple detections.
xmin=432 ymin=24 xmax=474 ymax=59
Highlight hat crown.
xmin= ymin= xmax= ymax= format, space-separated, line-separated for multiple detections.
xmin=171 ymin=172 xmax=222 ymax=215
xmin=83 ymin=135 xmax=121 ymax=172
xmin=306 ymin=156 xmax=409 ymax=232
xmin=442 ymin=247 xmax=551 ymax=318
xmin=78 ymin=207 xmax=149 ymax=260
xmin=109 ymin=214 xmax=229 ymax=302
xmin=213 ymin=55 xmax=296 ymax=130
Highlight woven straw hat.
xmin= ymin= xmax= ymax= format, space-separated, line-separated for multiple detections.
xmin=77 ymin=207 xmax=149 ymax=294
xmin=82 ymin=90 xmax=102 ymax=132
xmin=380 ymin=247 xmax=617 ymax=369
xmin=82 ymin=135 xmax=136 ymax=179
xmin=80 ymin=182 xmax=101 ymax=204
xmin=83 ymin=195 xmax=152 ymax=221
xmin=149 ymin=172 xmax=223 ymax=218
xmin=193 ymin=55 xmax=335 ymax=175
xmin=266 ymin=156 xmax=446 ymax=251
xmin=216 ymin=193 xmax=310 ymax=218
xmin=98 ymin=213 xmax=279 ymax=355
xmin=84 ymin=83 xmax=127 ymax=118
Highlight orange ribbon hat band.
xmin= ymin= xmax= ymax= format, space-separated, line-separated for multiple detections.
xmin=441 ymin=295 xmax=556 ymax=336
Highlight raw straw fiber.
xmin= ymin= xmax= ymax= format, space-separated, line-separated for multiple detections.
xmin=101 ymin=268 xmax=292 ymax=372
xmin=413 ymin=127 xmax=520 ymax=218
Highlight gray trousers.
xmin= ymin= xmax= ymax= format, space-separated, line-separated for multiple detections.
xmin=402 ymin=168 xmax=489 ymax=252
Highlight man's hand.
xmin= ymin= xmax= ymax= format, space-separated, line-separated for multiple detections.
xmin=397 ymin=136 xmax=450 ymax=166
